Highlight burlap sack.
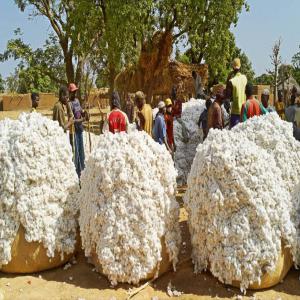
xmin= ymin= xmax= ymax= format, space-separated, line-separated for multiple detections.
xmin=1 ymin=226 xmax=79 ymax=274
xmin=231 ymin=244 xmax=293 ymax=290
xmin=90 ymin=236 xmax=171 ymax=283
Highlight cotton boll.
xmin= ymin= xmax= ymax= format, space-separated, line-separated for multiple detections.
xmin=174 ymin=99 xmax=205 ymax=185
xmin=79 ymin=131 xmax=181 ymax=285
xmin=185 ymin=123 xmax=298 ymax=291
xmin=0 ymin=113 xmax=79 ymax=266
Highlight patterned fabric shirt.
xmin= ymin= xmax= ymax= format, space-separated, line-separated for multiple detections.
xmin=241 ymin=97 xmax=268 ymax=122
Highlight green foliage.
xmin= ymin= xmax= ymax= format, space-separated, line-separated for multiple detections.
xmin=254 ymin=73 xmax=273 ymax=86
xmin=0 ymin=31 xmax=65 ymax=93
xmin=0 ymin=74 xmax=5 ymax=92
xmin=175 ymin=49 xmax=191 ymax=64
xmin=292 ymin=46 xmax=300 ymax=85
xmin=9 ymin=0 xmax=249 ymax=92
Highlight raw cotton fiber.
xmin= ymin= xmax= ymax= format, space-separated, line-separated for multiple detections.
xmin=185 ymin=115 xmax=300 ymax=291
xmin=232 ymin=113 xmax=300 ymax=194
xmin=174 ymin=99 xmax=205 ymax=185
xmin=0 ymin=112 xmax=79 ymax=267
xmin=79 ymin=131 xmax=181 ymax=285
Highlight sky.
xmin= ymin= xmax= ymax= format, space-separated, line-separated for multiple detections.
xmin=0 ymin=0 xmax=300 ymax=78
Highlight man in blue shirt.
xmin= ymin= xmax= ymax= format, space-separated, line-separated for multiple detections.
xmin=153 ymin=101 xmax=172 ymax=154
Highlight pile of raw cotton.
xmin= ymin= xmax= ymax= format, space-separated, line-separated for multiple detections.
xmin=185 ymin=114 xmax=300 ymax=291
xmin=83 ymin=131 xmax=100 ymax=157
xmin=174 ymin=99 xmax=205 ymax=185
xmin=79 ymin=131 xmax=181 ymax=285
xmin=0 ymin=113 xmax=79 ymax=267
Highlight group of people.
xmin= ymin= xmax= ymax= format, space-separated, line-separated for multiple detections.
xmin=199 ymin=58 xmax=300 ymax=141
xmin=28 ymin=58 xmax=300 ymax=179
xmin=102 ymin=90 xmax=181 ymax=156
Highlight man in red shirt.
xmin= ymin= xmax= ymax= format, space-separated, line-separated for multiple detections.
xmin=107 ymin=91 xmax=129 ymax=133
xmin=164 ymin=98 xmax=174 ymax=152
xmin=241 ymin=83 xmax=268 ymax=122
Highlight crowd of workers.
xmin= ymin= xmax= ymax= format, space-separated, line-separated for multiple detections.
xmin=28 ymin=57 xmax=300 ymax=178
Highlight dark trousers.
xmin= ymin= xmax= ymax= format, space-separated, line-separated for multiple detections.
xmin=70 ymin=130 xmax=85 ymax=177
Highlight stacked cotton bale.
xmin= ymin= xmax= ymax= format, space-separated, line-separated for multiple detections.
xmin=79 ymin=131 xmax=181 ymax=285
xmin=174 ymin=99 xmax=205 ymax=185
xmin=0 ymin=113 xmax=79 ymax=273
xmin=185 ymin=114 xmax=300 ymax=291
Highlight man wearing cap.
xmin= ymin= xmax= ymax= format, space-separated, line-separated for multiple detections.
xmin=241 ymin=83 xmax=268 ymax=122
xmin=153 ymin=101 xmax=172 ymax=153
xmin=105 ymin=91 xmax=129 ymax=133
xmin=134 ymin=91 xmax=153 ymax=136
xmin=226 ymin=58 xmax=248 ymax=128
xmin=164 ymin=98 xmax=175 ymax=152
xmin=207 ymin=84 xmax=225 ymax=133
xmin=68 ymin=83 xmax=85 ymax=177
xmin=30 ymin=92 xmax=39 ymax=112
xmin=261 ymin=89 xmax=275 ymax=113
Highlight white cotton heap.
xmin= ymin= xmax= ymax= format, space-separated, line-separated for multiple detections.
xmin=79 ymin=131 xmax=181 ymax=285
xmin=174 ymin=99 xmax=205 ymax=185
xmin=0 ymin=112 xmax=79 ymax=267
xmin=185 ymin=115 xmax=300 ymax=291
xmin=83 ymin=131 xmax=100 ymax=157
xmin=232 ymin=113 xmax=300 ymax=194
xmin=232 ymin=113 xmax=300 ymax=265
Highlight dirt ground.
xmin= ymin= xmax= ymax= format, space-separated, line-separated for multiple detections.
xmin=0 ymin=188 xmax=299 ymax=300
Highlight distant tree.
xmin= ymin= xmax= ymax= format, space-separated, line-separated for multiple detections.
xmin=267 ymin=39 xmax=282 ymax=103
xmin=292 ymin=45 xmax=300 ymax=85
xmin=0 ymin=74 xmax=5 ymax=92
xmin=0 ymin=30 xmax=65 ymax=93
xmin=254 ymin=73 xmax=273 ymax=86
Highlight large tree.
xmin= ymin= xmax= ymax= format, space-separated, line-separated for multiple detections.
xmin=14 ymin=0 xmax=104 ymax=86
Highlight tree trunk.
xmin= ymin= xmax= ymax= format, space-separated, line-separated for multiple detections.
xmin=65 ymin=52 xmax=75 ymax=84
xmin=274 ymin=64 xmax=278 ymax=104
xmin=108 ymin=64 xmax=117 ymax=108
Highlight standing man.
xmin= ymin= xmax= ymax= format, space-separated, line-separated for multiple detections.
xmin=68 ymin=83 xmax=85 ymax=177
xmin=261 ymin=89 xmax=275 ymax=112
xmin=31 ymin=92 xmax=39 ymax=112
xmin=207 ymin=84 xmax=225 ymax=132
xmin=192 ymin=70 xmax=204 ymax=99
xmin=53 ymin=86 xmax=74 ymax=131
xmin=134 ymin=91 xmax=153 ymax=136
xmin=153 ymin=101 xmax=172 ymax=153
xmin=275 ymin=91 xmax=285 ymax=119
xmin=226 ymin=58 xmax=248 ymax=128
xmin=285 ymin=91 xmax=297 ymax=123
xmin=198 ymin=99 xmax=212 ymax=140
xmin=164 ymin=98 xmax=175 ymax=152
xmin=106 ymin=91 xmax=129 ymax=133
xmin=241 ymin=83 xmax=267 ymax=122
